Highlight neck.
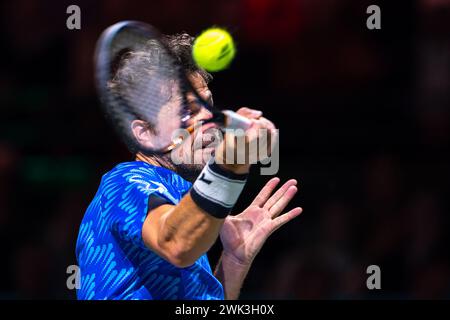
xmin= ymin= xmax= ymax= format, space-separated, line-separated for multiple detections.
xmin=135 ymin=152 xmax=158 ymax=166
xmin=135 ymin=152 xmax=177 ymax=171
xmin=135 ymin=152 xmax=202 ymax=183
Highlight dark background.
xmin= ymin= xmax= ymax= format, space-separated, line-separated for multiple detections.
xmin=0 ymin=0 xmax=449 ymax=299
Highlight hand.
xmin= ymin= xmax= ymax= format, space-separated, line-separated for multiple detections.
xmin=216 ymin=107 xmax=277 ymax=174
xmin=219 ymin=177 xmax=303 ymax=266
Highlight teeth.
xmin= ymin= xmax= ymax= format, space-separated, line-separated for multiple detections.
xmin=202 ymin=139 xmax=217 ymax=148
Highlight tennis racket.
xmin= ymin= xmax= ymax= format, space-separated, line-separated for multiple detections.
xmin=94 ymin=20 xmax=251 ymax=154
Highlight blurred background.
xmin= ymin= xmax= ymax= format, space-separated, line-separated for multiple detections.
xmin=0 ymin=0 xmax=449 ymax=299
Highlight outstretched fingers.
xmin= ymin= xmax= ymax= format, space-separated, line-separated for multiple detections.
xmin=250 ymin=177 xmax=280 ymax=207
xmin=263 ymin=179 xmax=297 ymax=211
xmin=269 ymin=185 xmax=299 ymax=218
xmin=271 ymin=207 xmax=303 ymax=232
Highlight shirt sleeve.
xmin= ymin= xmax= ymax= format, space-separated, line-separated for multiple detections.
xmin=101 ymin=166 xmax=174 ymax=249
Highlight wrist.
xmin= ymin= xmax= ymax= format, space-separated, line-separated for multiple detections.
xmin=217 ymin=163 xmax=250 ymax=175
xmin=214 ymin=143 xmax=251 ymax=174
xmin=190 ymin=159 xmax=248 ymax=219
xmin=222 ymin=251 xmax=253 ymax=270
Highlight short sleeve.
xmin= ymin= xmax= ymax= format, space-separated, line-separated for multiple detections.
xmin=100 ymin=164 xmax=174 ymax=249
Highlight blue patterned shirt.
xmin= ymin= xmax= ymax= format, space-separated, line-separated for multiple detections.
xmin=75 ymin=161 xmax=224 ymax=300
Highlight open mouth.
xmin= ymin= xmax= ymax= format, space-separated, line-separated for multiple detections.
xmin=196 ymin=125 xmax=222 ymax=151
xmin=201 ymin=135 xmax=217 ymax=148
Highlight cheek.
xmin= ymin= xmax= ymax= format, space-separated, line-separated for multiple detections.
xmin=159 ymin=120 xmax=180 ymax=139
xmin=156 ymin=104 xmax=182 ymax=137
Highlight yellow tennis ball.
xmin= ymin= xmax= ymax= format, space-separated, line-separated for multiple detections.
xmin=192 ymin=28 xmax=236 ymax=72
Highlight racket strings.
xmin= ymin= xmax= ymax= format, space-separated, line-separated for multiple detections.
xmin=97 ymin=22 xmax=209 ymax=153
xmin=107 ymin=35 xmax=195 ymax=148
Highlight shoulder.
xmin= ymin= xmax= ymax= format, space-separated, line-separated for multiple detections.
xmin=100 ymin=161 xmax=161 ymax=193
xmin=100 ymin=161 xmax=192 ymax=200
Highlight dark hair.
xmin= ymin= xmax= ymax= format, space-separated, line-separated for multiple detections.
xmin=163 ymin=33 xmax=213 ymax=83
xmin=106 ymin=33 xmax=212 ymax=154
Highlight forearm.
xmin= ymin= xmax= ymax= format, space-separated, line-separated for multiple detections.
xmin=158 ymin=193 xmax=224 ymax=266
xmin=214 ymin=251 xmax=252 ymax=300
xmin=145 ymin=159 xmax=250 ymax=267
xmin=160 ymin=160 xmax=249 ymax=266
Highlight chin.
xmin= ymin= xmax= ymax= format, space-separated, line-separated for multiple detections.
xmin=174 ymin=147 xmax=214 ymax=182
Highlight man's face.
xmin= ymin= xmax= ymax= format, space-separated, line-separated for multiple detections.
xmin=151 ymin=71 xmax=220 ymax=177
xmin=185 ymin=72 xmax=220 ymax=164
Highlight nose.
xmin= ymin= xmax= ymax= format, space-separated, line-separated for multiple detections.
xmin=195 ymin=105 xmax=213 ymax=122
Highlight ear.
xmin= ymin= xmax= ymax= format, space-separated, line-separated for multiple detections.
xmin=131 ymin=120 xmax=156 ymax=150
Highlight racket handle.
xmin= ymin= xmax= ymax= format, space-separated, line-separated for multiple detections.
xmin=222 ymin=110 xmax=253 ymax=130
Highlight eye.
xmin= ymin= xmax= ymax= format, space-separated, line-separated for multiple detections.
xmin=188 ymin=98 xmax=203 ymax=115
xmin=181 ymin=98 xmax=202 ymax=122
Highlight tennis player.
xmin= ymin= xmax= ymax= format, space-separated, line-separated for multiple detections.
xmin=75 ymin=33 xmax=302 ymax=300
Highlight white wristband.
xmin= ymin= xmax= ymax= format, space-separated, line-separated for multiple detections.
xmin=190 ymin=159 xmax=248 ymax=218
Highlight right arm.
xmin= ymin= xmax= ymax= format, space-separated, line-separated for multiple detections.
xmin=141 ymin=108 xmax=274 ymax=268
xmin=142 ymin=192 xmax=229 ymax=268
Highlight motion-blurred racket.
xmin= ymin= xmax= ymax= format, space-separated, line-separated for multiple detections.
xmin=94 ymin=20 xmax=251 ymax=154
